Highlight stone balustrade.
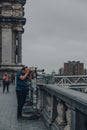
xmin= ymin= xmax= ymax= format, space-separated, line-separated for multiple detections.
xmin=37 ymin=83 xmax=87 ymax=130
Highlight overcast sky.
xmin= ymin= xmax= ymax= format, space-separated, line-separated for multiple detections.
xmin=22 ymin=0 xmax=87 ymax=73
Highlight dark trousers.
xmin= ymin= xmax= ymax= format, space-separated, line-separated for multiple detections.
xmin=16 ymin=90 xmax=27 ymax=118
xmin=3 ymin=83 xmax=9 ymax=92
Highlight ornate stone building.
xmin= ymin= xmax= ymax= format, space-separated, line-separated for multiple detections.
xmin=0 ymin=0 xmax=26 ymax=73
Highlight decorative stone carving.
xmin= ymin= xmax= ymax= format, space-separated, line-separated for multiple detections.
xmin=56 ymin=100 xmax=66 ymax=126
xmin=12 ymin=4 xmax=22 ymax=9
xmin=2 ymin=2 xmax=11 ymax=6
xmin=1 ymin=24 xmax=12 ymax=28
xmin=13 ymin=9 xmax=23 ymax=17
xmin=13 ymin=24 xmax=23 ymax=32
xmin=0 ymin=3 xmax=23 ymax=17
xmin=64 ymin=105 xmax=71 ymax=130
xmin=2 ymin=10 xmax=12 ymax=17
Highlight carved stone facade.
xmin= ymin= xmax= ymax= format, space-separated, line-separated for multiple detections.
xmin=0 ymin=0 xmax=26 ymax=69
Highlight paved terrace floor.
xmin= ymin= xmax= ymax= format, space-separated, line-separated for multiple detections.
xmin=0 ymin=84 xmax=48 ymax=130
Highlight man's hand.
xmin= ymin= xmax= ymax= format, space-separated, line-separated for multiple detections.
xmin=25 ymin=68 xmax=30 ymax=74
xmin=20 ymin=67 xmax=30 ymax=80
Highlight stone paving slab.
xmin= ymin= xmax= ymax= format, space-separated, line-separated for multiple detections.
xmin=0 ymin=84 xmax=48 ymax=130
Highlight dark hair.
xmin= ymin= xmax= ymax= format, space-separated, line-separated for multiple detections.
xmin=21 ymin=66 xmax=28 ymax=71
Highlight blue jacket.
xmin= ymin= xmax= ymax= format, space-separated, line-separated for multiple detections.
xmin=16 ymin=71 xmax=29 ymax=91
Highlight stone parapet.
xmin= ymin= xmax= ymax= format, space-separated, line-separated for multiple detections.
xmin=37 ymin=84 xmax=87 ymax=130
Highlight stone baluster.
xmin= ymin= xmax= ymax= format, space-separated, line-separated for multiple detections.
xmin=36 ymin=88 xmax=44 ymax=110
xmin=64 ymin=104 xmax=71 ymax=130
xmin=56 ymin=99 xmax=66 ymax=126
xmin=45 ymin=94 xmax=51 ymax=114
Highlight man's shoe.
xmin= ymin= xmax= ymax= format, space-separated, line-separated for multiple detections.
xmin=17 ymin=115 xmax=22 ymax=119
xmin=17 ymin=115 xmax=29 ymax=120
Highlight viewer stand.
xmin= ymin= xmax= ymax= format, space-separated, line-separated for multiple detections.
xmin=22 ymin=72 xmax=43 ymax=120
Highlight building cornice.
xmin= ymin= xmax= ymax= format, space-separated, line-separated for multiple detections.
xmin=0 ymin=17 xmax=26 ymax=25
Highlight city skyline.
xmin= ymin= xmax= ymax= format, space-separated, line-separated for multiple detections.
xmin=22 ymin=0 xmax=87 ymax=73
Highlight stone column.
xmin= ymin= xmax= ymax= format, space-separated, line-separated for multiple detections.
xmin=17 ymin=32 xmax=22 ymax=64
xmin=0 ymin=26 xmax=2 ymax=65
xmin=1 ymin=26 xmax=12 ymax=65
xmin=12 ymin=30 xmax=16 ymax=64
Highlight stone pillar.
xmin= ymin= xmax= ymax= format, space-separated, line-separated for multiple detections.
xmin=0 ymin=26 xmax=2 ymax=65
xmin=17 ymin=32 xmax=22 ymax=64
xmin=1 ymin=26 xmax=12 ymax=65
xmin=12 ymin=30 xmax=16 ymax=64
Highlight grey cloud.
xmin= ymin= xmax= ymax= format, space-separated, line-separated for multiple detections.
xmin=23 ymin=0 xmax=87 ymax=73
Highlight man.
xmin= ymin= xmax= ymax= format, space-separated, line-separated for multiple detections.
xmin=16 ymin=66 xmax=30 ymax=119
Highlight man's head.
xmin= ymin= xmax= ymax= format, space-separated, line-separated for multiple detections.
xmin=21 ymin=66 xmax=28 ymax=74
